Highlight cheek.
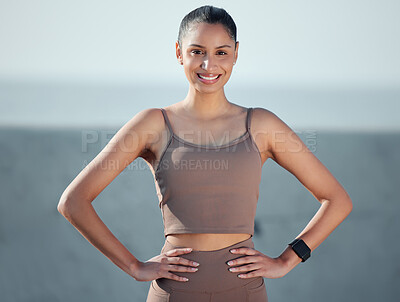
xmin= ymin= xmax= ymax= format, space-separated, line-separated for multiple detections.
xmin=183 ymin=64 xmax=198 ymax=79
xmin=183 ymin=59 xmax=202 ymax=76
xmin=216 ymin=55 xmax=234 ymax=67
xmin=221 ymin=60 xmax=234 ymax=71
xmin=185 ymin=56 xmax=202 ymax=66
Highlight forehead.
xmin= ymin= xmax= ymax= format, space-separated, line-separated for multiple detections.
xmin=181 ymin=23 xmax=233 ymax=47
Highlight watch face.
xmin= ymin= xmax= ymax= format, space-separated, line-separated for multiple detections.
xmin=290 ymin=239 xmax=311 ymax=261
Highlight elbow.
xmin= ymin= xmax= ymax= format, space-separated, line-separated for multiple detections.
xmin=346 ymin=197 xmax=353 ymax=215
xmin=57 ymin=191 xmax=79 ymax=216
xmin=57 ymin=201 xmax=67 ymax=216
xmin=341 ymin=192 xmax=353 ymax=217
xmin=57 ymin=193 xmax=71 ymax=216
xmin=322 ymin=191 xmax=353 ymax=217
xmin=57 ymin=190 xmax=92 ymax=216
xmin=344 ymin=189 xmax=353 ymax=211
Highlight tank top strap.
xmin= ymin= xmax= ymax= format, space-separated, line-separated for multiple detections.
xmin=246 ymin=107 xmax=253 ymax=132
xmin=160 ymin=108 xmax=174 ymax=135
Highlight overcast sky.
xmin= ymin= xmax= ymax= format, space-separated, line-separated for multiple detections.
xmin=0 ymin=0 xmax=399 ymax=89
xmin=0 ymin=1 xmax=399 ymax=130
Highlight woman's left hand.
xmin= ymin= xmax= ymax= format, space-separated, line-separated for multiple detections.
xmin=227 ymin=247 xmax=290 ymax=279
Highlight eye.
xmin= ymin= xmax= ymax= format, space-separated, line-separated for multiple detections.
xmin=191 ymin=50 xmax=204 ymax=55
xmin=217 ymin=51 xmax=228 ymax=55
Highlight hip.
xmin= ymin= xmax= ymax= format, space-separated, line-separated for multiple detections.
xmin=147 ymin=235 xmax=268 ymax=301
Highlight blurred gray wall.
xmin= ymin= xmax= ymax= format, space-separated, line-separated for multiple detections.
xmin=0 ymin=128 xmax=398 ymax=301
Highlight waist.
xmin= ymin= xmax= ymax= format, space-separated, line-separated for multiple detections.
xmin=157 ymin=235 xmax=258 ymax=293
xmin=166 ymin=233 xmax=252 ymax=251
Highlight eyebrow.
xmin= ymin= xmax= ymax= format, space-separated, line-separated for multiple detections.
xmin=188 ymin=44 xmax=232 ymax=49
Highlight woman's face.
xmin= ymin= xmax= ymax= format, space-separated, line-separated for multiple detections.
xmin=176 ymin=22 xmax=239 ymax=94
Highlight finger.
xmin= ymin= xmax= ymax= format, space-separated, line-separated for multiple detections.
xmin=165 ymin=271 xmax=189 ymax=282
xmin=236 ymin=270 xmax=260 ymax=278
xmin=226 ymin=255 xmax=258 ymax=267
xmin=167 ymin=264 xmax=199 ymax=273
xmin=164 ymin=255 xmax=200 ymax=268
xmin=230 ymin=247 xmax=258 ymax=255
xmin=166 ymin=248 xmax=193 ymax=256
xmin=228 ymin=263 xmax=262 ymax=274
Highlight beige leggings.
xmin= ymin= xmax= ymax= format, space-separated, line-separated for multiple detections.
xmin=146 ymin=236 xmax=268 ymax=302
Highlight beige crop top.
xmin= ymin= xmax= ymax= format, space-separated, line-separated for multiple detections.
xmin=153 ymin=107 xmax=262 ymax=237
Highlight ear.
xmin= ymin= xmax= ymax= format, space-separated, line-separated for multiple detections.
xmin=176 ymin=41 xmax=183 ymax=65
xmin=234 ymin=41 xmax=239 ymax=64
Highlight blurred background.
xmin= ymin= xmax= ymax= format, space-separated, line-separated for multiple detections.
xmin=0 ymin=0 xmax=399 ymax=301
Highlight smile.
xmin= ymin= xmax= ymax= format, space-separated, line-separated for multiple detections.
xmin=197 ymin=74 xmax=221 ymax=80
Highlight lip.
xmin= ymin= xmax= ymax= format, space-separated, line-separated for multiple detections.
xmin=197 ymin=73 xmax=221 ymax=84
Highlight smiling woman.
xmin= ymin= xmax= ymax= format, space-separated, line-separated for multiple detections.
xmin=58 ymin=4 xmax=353 ymax=302
xmin=176 ymin=21 xmax=238 ymax=92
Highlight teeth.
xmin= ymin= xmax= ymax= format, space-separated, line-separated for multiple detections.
xmin=198 ymin=74 xmax=219 ymax=80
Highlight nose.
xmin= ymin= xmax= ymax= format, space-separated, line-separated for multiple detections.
xmin=201 ymin=55 xmax=217 ymax=72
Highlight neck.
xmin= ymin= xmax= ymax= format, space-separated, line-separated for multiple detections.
xmin=181 ymin=86 xmax=231 ymax=119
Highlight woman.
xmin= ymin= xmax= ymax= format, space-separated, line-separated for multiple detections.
xmin=58 ymin=5 xmax=353 ymax=302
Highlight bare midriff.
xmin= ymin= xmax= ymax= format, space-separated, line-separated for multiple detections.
xmin=166 ymin=233 xmax=252 ymax=251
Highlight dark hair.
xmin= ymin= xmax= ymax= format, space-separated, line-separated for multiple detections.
xmin=177 ymin=5 xmax=237 ymax=48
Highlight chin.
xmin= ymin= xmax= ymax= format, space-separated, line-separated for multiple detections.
xmin=193 ymin=84 xmax=225 ymax=94
xmin=190 ymin=78 xmax=230 ymax=93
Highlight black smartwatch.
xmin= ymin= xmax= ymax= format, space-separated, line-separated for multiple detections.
xmin=288 ymin=238 xmax=311 ymax=262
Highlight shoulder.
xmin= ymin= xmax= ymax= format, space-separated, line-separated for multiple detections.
xmin=251 ymin=107 xmax=293 ymax=133
xmin=124 ymin=108 xmax=165 ymax=131
xmin=119 ymin=108 xmax=167 ymax=149
xmin=250 ymin=107 xmax=297 ymax=159
xmin=251 ymin=107 xmax=281 ymax=123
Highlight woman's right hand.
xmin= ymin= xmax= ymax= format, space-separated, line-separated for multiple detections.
xmin=130 ymin=247 xmax=200 ymax=282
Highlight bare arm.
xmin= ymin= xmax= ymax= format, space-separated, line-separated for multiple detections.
xmin=257 ymin=108 xmax=353 ymax=271
xmin=57 ymin=108 xmax=161 ymax=279
xmin=194 ymin=108 xmax=353 ymax=280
